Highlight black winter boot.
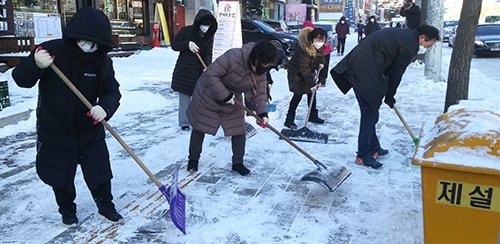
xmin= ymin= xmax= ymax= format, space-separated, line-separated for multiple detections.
xmin=232 ymin=163 xmax=250 ymax=176
xmin=309 ymin=110 xmax=325 ymax=124
xmin=59 ymin=203 xmax=78 ymax=226
xmin=91 ymin=182 xmax=123 ymax=223
xmin=187 ymin=159 xmax=199 ymax=172
xmin=284 ymin=112 xmax=297 ymax=129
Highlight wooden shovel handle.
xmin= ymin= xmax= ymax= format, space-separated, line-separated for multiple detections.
xmin=393 ymin=104 xmax=417 ymax=140
xmin=195 ymin=52 xmax=208 ymax=69
xmin=50 ymin=63 xmax=163 ymax=187
xmin=234 ymin=99 xmax=319 ymax=164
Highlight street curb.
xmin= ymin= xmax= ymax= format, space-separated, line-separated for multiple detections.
xmin=0 ymin=109 xmax=33 ymax=128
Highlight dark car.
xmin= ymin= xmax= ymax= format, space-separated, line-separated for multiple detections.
xmin=474 ymin=24 xmax=500 ymax=56
xmin=449 ymin=24 xmax=500 ymax=57
xmin=261 ymin=19 xmax=290 ymax=33
xmin=241 ymin=18 xmax=299 ymax=56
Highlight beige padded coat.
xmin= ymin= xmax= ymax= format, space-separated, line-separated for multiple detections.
xmin=186 ymin=43 xmax=268 ymax=136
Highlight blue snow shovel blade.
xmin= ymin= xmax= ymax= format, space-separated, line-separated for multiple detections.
xmin=159 ymin=165 xmax=186 ymax=234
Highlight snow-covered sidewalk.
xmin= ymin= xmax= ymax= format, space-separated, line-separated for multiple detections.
xmin=0 ymin=36 xmax=496 ymax=244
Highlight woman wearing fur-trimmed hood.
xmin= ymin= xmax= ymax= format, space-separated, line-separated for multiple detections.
xmin=284 ymin=27 xmax=327 ymax=129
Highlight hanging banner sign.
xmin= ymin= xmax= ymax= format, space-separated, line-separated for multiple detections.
xmin=212 ymin=1 xmax=242 ymax=62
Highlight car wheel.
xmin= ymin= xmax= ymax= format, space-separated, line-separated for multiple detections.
xmin=270 ymin=40 xmax=283 ymax=50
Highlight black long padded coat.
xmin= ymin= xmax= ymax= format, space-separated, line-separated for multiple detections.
xmin=171 ymin=9 xmax=217 ymax=96
xmin=12 ymin=7 xmax=121 ymax=192
xmin=330 ymin=28 xmax=419 ymax=112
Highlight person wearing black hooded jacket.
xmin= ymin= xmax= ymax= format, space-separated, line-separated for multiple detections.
xmin=171 ymin=9 xmax=218 ymax=131
xmin=12 ymin=7 xmax=123 ymax=226
xmin=330 ymin=24 xmax=439 ymax=169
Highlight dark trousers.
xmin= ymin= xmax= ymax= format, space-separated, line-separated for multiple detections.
xmin=189 ymin=129 xmax=246 ymax=165
xmin=358 ymin=33 xmax=363 ymax=42
xmin=353 ymin=88 xmax=381 ymax=157
xmin=53 ymin=180 xmax=114 ymax=212
xmin=318 ymin=54 xmax=330 ymax=85
xmin=337 ymin=38 xmax=346 ymax=54
xmin=286 ymin=93 xmax=317 ymax=121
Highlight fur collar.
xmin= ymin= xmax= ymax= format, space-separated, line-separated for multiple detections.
xmin=298 ymin=27 xmax=317 ymax=57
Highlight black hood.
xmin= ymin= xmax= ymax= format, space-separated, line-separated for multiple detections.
xmin=193 ymin=9 xmax=218 ymax=39
xmin=63 ymin=7 xmax=114 ymax=53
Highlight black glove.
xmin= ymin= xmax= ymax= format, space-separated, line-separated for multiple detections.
xmin=384 ymin=97 xmax=396 ymax=108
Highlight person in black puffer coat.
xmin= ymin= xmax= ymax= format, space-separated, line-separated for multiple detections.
xmin=12 ymin=7 xmax=123 ymax=226
xmin=171 ymin=9 xmax=218 ymax=131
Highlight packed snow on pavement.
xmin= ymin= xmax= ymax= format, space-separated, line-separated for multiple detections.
xmin=0 ymin=37 xmax=498 ymax=244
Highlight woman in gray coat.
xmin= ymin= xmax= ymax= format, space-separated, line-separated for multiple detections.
xmin=186 ymin=41 xmax=277 ymax=175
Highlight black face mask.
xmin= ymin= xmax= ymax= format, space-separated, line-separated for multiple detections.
xmin=254 ymin=65 xmax=269 ymax=75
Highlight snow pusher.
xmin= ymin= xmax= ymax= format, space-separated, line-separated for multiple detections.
xmin=235 ymin=99 xmax=351 ymax=192
xmin=280 ymin=64 xmax=329 ymax=144
xmin=50 ymin=64 xmax=186 ymax=234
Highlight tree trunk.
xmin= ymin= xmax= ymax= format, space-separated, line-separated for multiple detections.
xmin=424 ymin=0 xmax=443 ymax=81
xmin=444 ymin=0 xmax=482 ymax=113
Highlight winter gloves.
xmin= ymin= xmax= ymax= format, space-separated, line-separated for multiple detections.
xmin=257 ymin=112 xmax=269 ymax=128
xmin=34 ymin=47 xmax=54 ymax=69
xmin=224 ymin=94 xmax=235 ymax=105
xmin=87 ymin=105 xmax=107 ymax=124
xmin=188 ymin=41 xmax=200 ymax=53
xmin=384 ymin=97 xmax=396 ymax=108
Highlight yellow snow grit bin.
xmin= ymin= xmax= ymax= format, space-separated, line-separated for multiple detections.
xmin=412 ymin=102 xmax=500 ymax=244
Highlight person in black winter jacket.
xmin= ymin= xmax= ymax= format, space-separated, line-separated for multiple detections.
xmin=364 ymin=15 xmax=380 ymax=37
xmin=12 ymin=7 xmax=123 ymax=226
xmin=330 ymin=24 xmax=440 ymax=169
xmin=335 ymin=16 xmax=350 ymax=55
xmin=399 ymin=0 xmax=421 ymax=29
xmin=171 ymin=9 xmax=218 ymax=131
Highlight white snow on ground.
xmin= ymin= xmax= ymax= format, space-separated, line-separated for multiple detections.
xmin=0 ymin=36 xmax=498 ymax=244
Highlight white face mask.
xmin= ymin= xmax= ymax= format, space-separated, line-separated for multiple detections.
xmin=200 ymin=25 xmax=210 ymax=33
xmin=341 ymin=21 xmax=345 ymax=24
xmin=77 ymin=40 xmax=98 ymax=53
xmin=370 ymin=18 xmax=375 ymax=23
xmin=313 ymin=42 xmax=324 ymax=49
xmin=418 ymin=45 xmax=428 ymax=54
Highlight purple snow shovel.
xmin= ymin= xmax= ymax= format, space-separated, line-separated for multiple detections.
xmin=50 ymin=64 xmax=186 ymax=234
xmin=235 ymin=99 xmax=351 ymax=192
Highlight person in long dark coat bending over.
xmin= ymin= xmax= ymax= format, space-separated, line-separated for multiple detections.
xmin=186 ymin=41 xmax=277 ymax=176
xmin=330 ymin=24 xmax=440 ymax=169
xmin=12 ymin=7 xmax=123 ymax=226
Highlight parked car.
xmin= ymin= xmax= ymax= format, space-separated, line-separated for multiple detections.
xmin=241 ymin=18 xmax=299 ymax=56
xmin=473 ymin=24 xmax=500 ymax=56
xmin=261 ymin=19 xmax=290 ymax=33
xmin=443 ymin=20 xmax=459 ymax=42
xmin=313 ymin=21 xmax=338 ymax=50
xmin=448 ymin=24 xmax=500 ymax=57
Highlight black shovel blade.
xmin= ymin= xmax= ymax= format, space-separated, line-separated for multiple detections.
xmin=301 ymin=164 xmax=351 ymax=192
xmin=245 ymin=122 xmax=257 ymax=139
xmin=280 ymin=127 xmax=329 ymax=144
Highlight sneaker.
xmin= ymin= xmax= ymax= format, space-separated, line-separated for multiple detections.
xmin=232 ymin=163 xmax=250 ymax=176
xmin=355 ymin=155 xmax=383 ymax=169
xmin=187 ymin=159 xmax=199 ymax=172
xmin=284 ymin=121 xmax=298 ymax=129
xmin=98 ymin=206 xmax=124 ymax=223
xmin=59 ymin=208 xmax=78 ymax=226
xmin=372 ymin=148 xmax=389 ymax=159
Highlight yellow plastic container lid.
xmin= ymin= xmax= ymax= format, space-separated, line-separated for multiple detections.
xmin=412 ymin=100 xmax=500 ymax=174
